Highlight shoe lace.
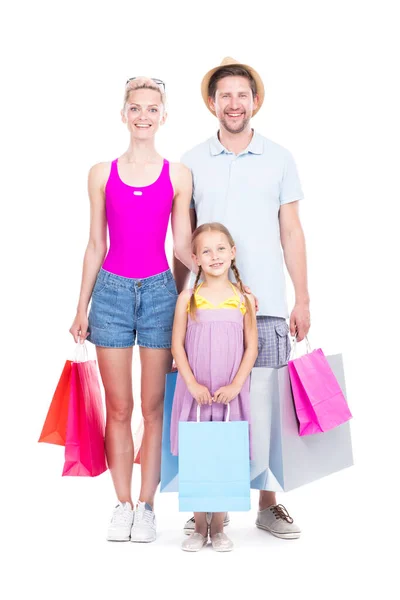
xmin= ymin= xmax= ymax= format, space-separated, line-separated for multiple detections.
xmin=134 ymin=503 xmax=154 ymax=528
xmin=271 ymin=504 xmax=294 ymax=524
xmin=112 ymin=504 xmax=132 ymax=526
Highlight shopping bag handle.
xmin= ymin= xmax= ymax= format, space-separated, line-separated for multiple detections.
xmin=196 ymin=403 xmax=230 ymax=422
xmin=73 ymin=339 xmax=89 ymax=363
xmin=290 ymin=335 xmax=312 ymax=360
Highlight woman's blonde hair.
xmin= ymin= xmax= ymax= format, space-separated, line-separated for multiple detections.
xmin=189 ymin=222 xmax=253 ymax=321
xmin=123 ymin=77 xmax=166 ymax=111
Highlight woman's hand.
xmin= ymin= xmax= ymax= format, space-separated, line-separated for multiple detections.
xmin=69 ymin=312 xmax=89 ymax=343
xmin=213 ymin=383 xmax=241 ymax=404
xmin=188 ymin=381 xmax=213 ymax=405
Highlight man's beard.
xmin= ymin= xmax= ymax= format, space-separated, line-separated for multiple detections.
xmin=220 ymin=113 xmax=251 ymax=134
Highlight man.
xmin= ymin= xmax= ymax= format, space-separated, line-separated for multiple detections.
xmin=173 ymin=57 xmax=310 ymax=539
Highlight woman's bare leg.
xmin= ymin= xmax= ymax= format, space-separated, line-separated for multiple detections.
xmin=97 ymin=347 xmax=134 ymax=506
xmin=138 ymin=347 xmax=172 ymax=507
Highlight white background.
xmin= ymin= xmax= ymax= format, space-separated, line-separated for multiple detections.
xmin=2 ymin=1 xmax=399 ymax=598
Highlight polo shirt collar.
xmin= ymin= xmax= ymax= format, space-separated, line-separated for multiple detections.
xmin=209 ymin=130 xmax=263 ymax=156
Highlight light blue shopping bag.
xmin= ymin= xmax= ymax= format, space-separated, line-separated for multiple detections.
xmin=160 ymin=371 xmax=179 ymax=492
xmin=178 ymin=405 xmax=251 ymax=512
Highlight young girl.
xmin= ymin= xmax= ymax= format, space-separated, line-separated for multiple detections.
xmin=170 ymin=222 xmax=258 ymax=552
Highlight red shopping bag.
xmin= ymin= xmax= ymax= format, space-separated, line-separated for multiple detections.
xmin=38 ymin=361 xmax=72 ymax=445
xmin=288 ymin=344 xmax=352 ymax=436
xmin=62 ymin=360 xmax=108 ymax=477
xmin=133 ymin=418 xmax=144 ymax=465
xmin=39 ymin=344 xmax=108 ymax=477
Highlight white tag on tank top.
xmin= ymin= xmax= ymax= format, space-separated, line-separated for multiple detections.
xmin=133 ymin=191 xmax=143 ymax=196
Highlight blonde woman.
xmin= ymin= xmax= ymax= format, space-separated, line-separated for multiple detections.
xmin=70 ymin=77 xmax=193 ymax=543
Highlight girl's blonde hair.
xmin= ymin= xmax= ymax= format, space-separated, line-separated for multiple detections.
xmin=123 ymin=77 xmax=166 ymax=111
xmin=189 ymin=222 xmax=253 ymax=321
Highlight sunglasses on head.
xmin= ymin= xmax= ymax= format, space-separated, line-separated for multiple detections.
xmin=126 ymin=77 xmax=166 ymax=92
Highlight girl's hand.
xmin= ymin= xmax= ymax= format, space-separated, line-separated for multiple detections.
xmin=213 ymin=383 xmax=242 ymax=404
xmin=188 ymin=382 xmax=213 ymax=405
xmin=69 ymin=312 xmax=89 ymax=343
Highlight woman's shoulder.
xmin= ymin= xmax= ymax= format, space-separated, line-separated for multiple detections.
xmin=88 ymin=161 xmax=113 ymax=184
xmin=169 ymin=161 xmax=192 ymax=183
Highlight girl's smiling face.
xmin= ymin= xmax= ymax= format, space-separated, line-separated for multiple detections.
xmin=193 ymin=230 xmax=236 ymax=277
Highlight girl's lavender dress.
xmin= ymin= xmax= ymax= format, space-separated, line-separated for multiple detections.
xmin=170 ymin=288 xmax=251 ymax=456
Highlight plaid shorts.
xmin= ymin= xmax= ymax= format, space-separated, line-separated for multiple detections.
xmin=254 ymin=316 xmax=291 ymax=368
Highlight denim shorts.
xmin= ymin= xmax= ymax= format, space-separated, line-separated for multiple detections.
xmin=87 ymin=268 xmax=178 ymax=349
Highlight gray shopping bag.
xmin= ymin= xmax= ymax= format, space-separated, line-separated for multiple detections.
xmin=250 ymin=354 xmax=353 ymax=492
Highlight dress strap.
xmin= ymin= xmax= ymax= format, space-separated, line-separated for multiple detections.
xmin=230 ymin=282 xmax=239 ymax=297
xmin=230 ymin=282 xmax=247 ymax=313
xmin=194 ymin=281 xmax=204 ymax=295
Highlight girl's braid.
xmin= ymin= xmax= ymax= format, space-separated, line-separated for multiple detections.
xmin=231 ymin=259 xmax=253 ymax=320
xmin=189 ymin=266 xmax=202 ymax=320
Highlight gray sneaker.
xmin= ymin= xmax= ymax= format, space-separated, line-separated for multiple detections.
xmin=183 ymin=512 xmax=230 ymax=535
xmin=256 ymin=504 xmax=301 ymax=539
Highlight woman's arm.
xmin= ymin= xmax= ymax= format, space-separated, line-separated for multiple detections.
xmin=214 ymin=295 xmax=258 ymax=403
xmin=69 ymin=162 xmax=109 ymax=342
xmin=171 ymin=290 xmax=212 ymax=405
xmin=170 ymin=163 xmax=195 ymax=275
xmin=172 ymin=208 xmax=197 ymax=292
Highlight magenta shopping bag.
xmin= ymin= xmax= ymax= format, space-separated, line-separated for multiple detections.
xmin=288 ymin=347 xmax=352 ymax=436
xmin=62 ymin=359 xmax=107 ymax=477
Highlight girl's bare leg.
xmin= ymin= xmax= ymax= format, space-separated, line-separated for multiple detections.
xmin=209 ymin=512 xmax=225 ymax=537
xmin=194 ymin=513 xmax=208 ymax=537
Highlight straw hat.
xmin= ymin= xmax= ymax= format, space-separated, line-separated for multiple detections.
xmin=201 ymin=57 xmax=265 ymax=116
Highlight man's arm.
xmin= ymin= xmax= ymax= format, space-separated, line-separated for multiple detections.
xmin=172 ymin=208 xmax=197 ymax=293
xmin=279 ymin=201 xmax=310 ymax=341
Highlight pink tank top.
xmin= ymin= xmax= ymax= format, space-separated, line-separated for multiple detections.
xmin=102 ymin=158 xmax=174 ymax=278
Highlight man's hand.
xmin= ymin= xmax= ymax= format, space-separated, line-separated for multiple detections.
xmin=289 ymin=303 xmax=311 ymax=342
xmin=242 ymin=285 xmax=259 ymax=312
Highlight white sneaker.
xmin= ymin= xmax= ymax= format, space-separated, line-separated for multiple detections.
xmin=130 ymin=501 xmax=156 ymax=543
xmin=107 ymin=502 xmax=134 ymax=541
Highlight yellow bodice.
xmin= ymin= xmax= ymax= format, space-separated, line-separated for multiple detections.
xmin=187 ymin=282 xmax=246 ymax=315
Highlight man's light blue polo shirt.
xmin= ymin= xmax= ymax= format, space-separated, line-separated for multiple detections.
xmin=181 ymin=131 xmax=304 ymax=318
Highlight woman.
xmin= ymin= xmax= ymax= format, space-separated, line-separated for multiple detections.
xmin=69 ymin=77 xmax=193 ymax=543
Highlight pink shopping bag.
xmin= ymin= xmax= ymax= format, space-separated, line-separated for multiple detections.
xmin=288 ymin=347 xmax=352 ymax=436
xmin=62 ymin=359 xmax=107 ymax=477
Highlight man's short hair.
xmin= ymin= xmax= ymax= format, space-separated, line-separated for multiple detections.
xmin=208 ymin=66 xmax=257 ymax=100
